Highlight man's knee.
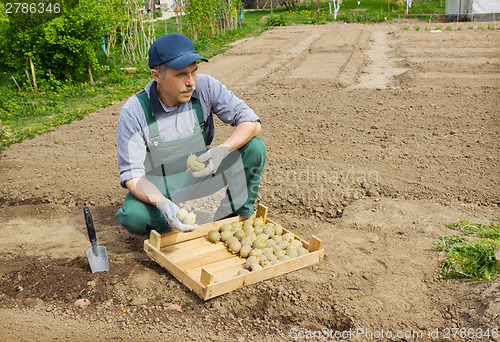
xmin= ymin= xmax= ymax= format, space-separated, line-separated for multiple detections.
xmin=241 ymin=137 xmax=266 ymax=165
xmin=115 ymin=207 xmax=150 ymax=236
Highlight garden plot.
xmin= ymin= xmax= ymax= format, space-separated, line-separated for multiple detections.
xmin=0 ymin=22 xmax=498 ymax=341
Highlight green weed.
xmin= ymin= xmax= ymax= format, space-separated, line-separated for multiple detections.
xmin=266 ymin=14 xmax=288 ymax=27
xmin=436 ymin=218 xmax=500 ymax=282
xmin=446 ymin=25 xmax=452 ymax=31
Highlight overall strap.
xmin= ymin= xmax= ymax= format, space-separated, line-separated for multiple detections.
xmin=136 ymin=91 xmax=161 ymax=146
xmin=137 ymin=90 xmax=208 ymax=145
xmin=191 ymin=96 xmax=208 ymax=143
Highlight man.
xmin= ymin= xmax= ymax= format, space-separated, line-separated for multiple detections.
xmin=115 ymin=33 xmax=266 ymax=236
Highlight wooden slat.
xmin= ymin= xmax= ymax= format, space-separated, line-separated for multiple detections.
xmin=255 ymin=203 xmax=268 ymax=221
xmin=212 ymin=264 xmax=247 ymax=283
xmin=150 ymin=230 xmax=161 ymax=250
xmin=143 ymin=240 xmax=205 ymax=299
xmin=186 ymin=256 xmax=245 ymax=279
xmin=175 ymin=248 xmax=236 ymax=271
xmin=203 ymin=250 xmax=324 ymax=300
xmin=161 ymin=236 xmax=212 ymax=254
xmin=200 ymin=268 xmax=214 ymax=285
xmin=309 ymin=235 xmax=322 ymax=252
xmin=167 ymin=241 xmax=227 ymax=263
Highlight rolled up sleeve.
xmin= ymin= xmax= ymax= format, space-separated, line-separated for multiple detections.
xmin=116 ymin=103 xmax=148 ymax=188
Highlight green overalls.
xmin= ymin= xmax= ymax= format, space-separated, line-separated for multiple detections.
xmin=115 ymin=91 xmax=266 ymax=236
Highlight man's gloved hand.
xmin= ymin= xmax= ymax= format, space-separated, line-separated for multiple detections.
xmin=187 ymin=144 xmax=229 ymax=178
xmin=156 ymin=198 xmax=197 ymax=233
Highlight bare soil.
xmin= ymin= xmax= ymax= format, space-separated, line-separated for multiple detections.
xmin=0 ymin=22 xmax=499 ymax=341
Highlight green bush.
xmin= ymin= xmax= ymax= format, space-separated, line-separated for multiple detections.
xmin=0 ymin=0 xmax=117 ymax=88
xmin=266 ymin=14 xmax=288 ymax=27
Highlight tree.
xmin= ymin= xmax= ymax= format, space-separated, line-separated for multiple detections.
xmin=405 ymin=0 xmax=413 ymax=16
xmin=0 ymin=0 xmax=116 ymax=87
xmin=330 ymin=0 xmax=343 ymax=20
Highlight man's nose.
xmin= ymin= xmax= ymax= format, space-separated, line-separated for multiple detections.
xmin=186 ymin=74 xmax=195 ymax=86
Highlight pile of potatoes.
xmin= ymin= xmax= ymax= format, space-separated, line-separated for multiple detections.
xmin=206 ymin=217 xmax=309 ymax=276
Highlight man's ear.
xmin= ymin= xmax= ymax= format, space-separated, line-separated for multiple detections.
xmin=151 ymin=69 xmax=161 ymax=82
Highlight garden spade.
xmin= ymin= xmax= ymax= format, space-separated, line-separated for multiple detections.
xmin=84 ymin=206 xmax=109 ymax=273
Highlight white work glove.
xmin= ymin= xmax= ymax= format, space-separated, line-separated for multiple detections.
xmin=156 ymin=198 xmax=197 ymax=233
xmin=187 ymin=145 xmax=229 ymax=178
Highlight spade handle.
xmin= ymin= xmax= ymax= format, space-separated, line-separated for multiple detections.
xmin=83 ymin=206 xmax=97 ymax=244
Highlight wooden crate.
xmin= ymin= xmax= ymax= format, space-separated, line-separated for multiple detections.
xmin=144 ymin=203 xmax=324 ymax=300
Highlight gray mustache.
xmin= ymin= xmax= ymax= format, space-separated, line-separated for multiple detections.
xmin=180 ymin=85 xmax=196 ymax=93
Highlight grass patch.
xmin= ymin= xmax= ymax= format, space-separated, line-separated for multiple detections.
xmin=436 ymin=218 xmax=500 ymax=282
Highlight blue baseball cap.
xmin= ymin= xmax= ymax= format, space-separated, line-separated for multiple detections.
xmin=148 ymin=33 xmax=208 ymax=69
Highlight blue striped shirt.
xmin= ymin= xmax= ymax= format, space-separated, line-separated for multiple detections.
xmin=116 ymin=74 xmax=260 ymax=188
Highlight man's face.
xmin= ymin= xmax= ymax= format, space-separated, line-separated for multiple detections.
xmin=153 ymin=62 xmax=198 ymax=107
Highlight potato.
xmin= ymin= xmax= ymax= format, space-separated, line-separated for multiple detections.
xmin=237 ymin=269 xmax=250 ymax=276
xmin=265 ymin=239 xmax=277 ymax=249
xmin=278 ymin=255 xmax=291 ymax=262
xmin=244 ymin=256 xmax=259 ymax=269
xmin=251 ymin=264 xmax=263 ymax=271
xmin=176 ymin=208 xmax=189 ymax=221
xmin=272 ymin=235 xmax=282 ymax=244
xmin=226 ymin=236 xmax=238 ymax=246
xmin=286 ymin=249 xmax=298 ymax=258
xmin=242 ymin=225 xmax=254 ymax=236
xmin=262 ymin=247 xmax=273 ymax=255
xmin=263 ymin=226 xmax=274 ymax=237
xmin=274 ymin=225 xmax=283 ymax=236
xmin=252 ymin=239 xmax=266 ymax=249
xmin=255 ymin=233 xmax=267 ymax=241
xmin=240 ymin=236 xmax=253 ymax=247
xmin=249 ymin=248 xmax=263 ymax=257
xmin=207 ymin=230 xmax=220 ymax=242
xmin=190 ymin=161 xmax=205 ymax=171
xmin=290 ymin=239 xmax=303 ymax=248
xmin=254 ymin=225 xmax=264 ymax=234
xmin=278 ymin=241 xmax=290 ymax=249
xmin=234 ymin=230 xmax=245 ymax=240
xmin=297 ymin=247 xmax=308 ymax=256
xmin=231 ymin=221 xmax=242 ymax=229
xmin=282 ymin=233 xmax=293 ymax=242
xmin=242 ymin=218 xmax=254 ymax=226
xmin=183 ymin=212 xmax=196 ymax=225
xmin=253 ymin=217 xmax=264 ymax=227
xmin=266 ymin=254 xmax=278 ymax=262
xmin=186 ymin=153 xmax=198 ymax=168
xmin=274 ymin=250 xmax=286 ymax=259
xmin=240 ymin=245 xmax=252 ymax=258
xmin=220 ymin=223 xmax=233 ymax=232
xmin=220 ymin=230 xmax=234 ymax=242
xmin=229 ymin=240 xmax=242 ymax=253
